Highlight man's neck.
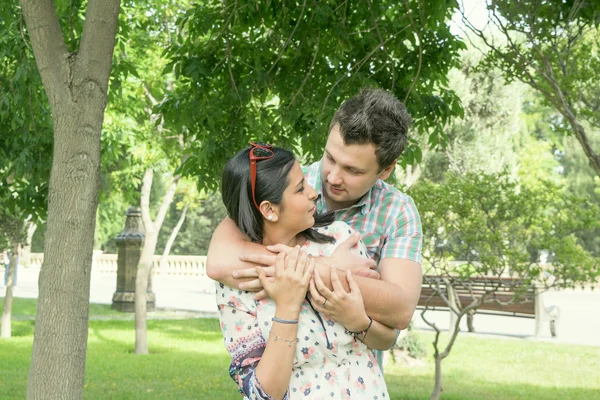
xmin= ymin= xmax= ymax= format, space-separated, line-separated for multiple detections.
xmin=324 ymin=192 xmax=360 ymax=212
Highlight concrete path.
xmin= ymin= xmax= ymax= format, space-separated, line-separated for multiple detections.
xmin=4 ymin=266 xmax=600 ymax=347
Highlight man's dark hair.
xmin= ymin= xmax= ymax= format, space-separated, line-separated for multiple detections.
xmin=221 ymin=146 xmax=334 ymax=244
xmin=329 ymin=88 xmax=412 ymax=170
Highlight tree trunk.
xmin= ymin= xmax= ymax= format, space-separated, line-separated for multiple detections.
xmin=135 ymin=229 xmax=158 ymax=354
xmin=159 ymin=203 xmax=189 ymax=270
xmin=135 ymin=169 xmax=180 ymax=354
xmin=21 ymin=0 xmax=120 ymax=398
xmin=21 ymin=221 xmax=38 ymax=267
xmin=1 ymin=242 xmax=19 ymax=339
xmin=430 ymin=354 xmax=444 ymax=400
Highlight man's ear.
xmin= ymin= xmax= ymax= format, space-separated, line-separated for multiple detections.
xmin=259 ymin=201 xmax=279 ymax=222
xmin=378 ymin=161 xmax=396 ymax=180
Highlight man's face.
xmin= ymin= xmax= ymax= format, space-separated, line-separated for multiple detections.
xmin=320 ymin=124 xmax=394 ymax=211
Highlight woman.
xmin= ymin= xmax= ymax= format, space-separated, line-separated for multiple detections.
xmin=217 ymin=143 xmax=397 ymax=399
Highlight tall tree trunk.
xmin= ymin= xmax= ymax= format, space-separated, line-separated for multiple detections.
xmin=1 ymin=242 xmax=19 ymax=339
xmin=159 ymin=203 xmax=189 ymax=270
xmin=20 ymin=1 xmax=120 ymax=398
xmin=135 ymin=169 xmax=179 ymax=354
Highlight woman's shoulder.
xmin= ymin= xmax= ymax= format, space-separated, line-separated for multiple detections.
xmin=315 ymin=220 xmax=355 ymax=237
xmin=311 ymin=221 xmax=368 ymax=259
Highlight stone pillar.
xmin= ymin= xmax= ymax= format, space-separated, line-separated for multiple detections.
xmin=111 ymin=207 xmax=156 ymax=312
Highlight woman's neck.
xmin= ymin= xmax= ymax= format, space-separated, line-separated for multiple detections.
xmin=262 ymin=226 xmax=305 ymax=248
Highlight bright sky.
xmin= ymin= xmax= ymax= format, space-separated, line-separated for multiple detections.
xmin=450 ymin=0 xmax=490 ymax=36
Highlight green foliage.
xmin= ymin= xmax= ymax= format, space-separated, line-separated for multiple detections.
xmin=420 ymin=46 xmax=524 ymax=183
xmin=163 ymin=0 xmax=466 ymax=191
xmin=393 ymin=323 xmax=427 ymax=360
xmin=409 ymin=170 xmax=599 ymax=289
xmin=0 ymin=2 xmax=52 ymax=222
xmin=465 ymin=0 xmax=600 ymax=175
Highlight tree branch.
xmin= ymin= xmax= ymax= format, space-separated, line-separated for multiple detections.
xmin=154 ymin=174 xmax=181 ymax=230
xmin=140 ymin=169 xmax=154 ymax=233
xmin=287 ymin=31 xmax=320 ymax=110
xmin=402 ymin=0 xmax=423 ymax=103
xmin=320 ymin=25 xmax=410 ymax=112
xmin=77 ymin=0 xmax=121 ymax=95
xmin=267 ymin=0 xmax=307 ymax=75
xmin=19 ymin=0 xmax=70 ymax=106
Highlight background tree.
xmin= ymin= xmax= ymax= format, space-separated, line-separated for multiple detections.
xmin=17 ymin=0 xmax=120 ymax=398
xmin=409 ymin=171 xmax=599 ymax=400
xmin=163 ymin=0 xmax=466 ymax=192
xmin=460 ymin=0 xmax=600 ymax=176
xmin=0 ymin=209 xmax=26 ymax=339
xmin=156 ymin=192 xmax=227 ymax=256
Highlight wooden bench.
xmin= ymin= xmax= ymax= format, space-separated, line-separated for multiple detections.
xmin=417 ymin=275 xmax=560 ymax=337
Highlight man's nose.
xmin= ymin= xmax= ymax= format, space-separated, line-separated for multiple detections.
xmin=327 ymin=167 xmax=343 ymax=185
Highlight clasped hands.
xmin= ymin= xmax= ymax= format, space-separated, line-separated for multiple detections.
xmin=234 ymin=233 xmax=378 ymax=332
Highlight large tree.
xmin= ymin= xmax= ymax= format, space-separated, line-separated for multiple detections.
xmin=163 ymin=0 xmax=466 ymax=190
xmin=461 ymin=0 xmax=600 ymax=176
xmin=17 ymin=1 xmax=120 ymax=399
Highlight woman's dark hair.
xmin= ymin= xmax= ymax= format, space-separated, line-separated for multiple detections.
xmin=221 ymin=146 xmax=335 ymax=244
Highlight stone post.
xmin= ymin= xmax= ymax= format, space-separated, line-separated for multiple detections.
xmin=111 ymin=207 xmax=156 ymax=312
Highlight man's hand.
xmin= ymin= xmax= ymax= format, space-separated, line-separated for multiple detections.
xmin=330 ymin=232 xmax=377 ymax=271
xmin=352 ymin=268 xmax=381 ymax=280
xmin=234 ymin=245 xmax=295 ymax=297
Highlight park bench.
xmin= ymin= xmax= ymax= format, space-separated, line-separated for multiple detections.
xmin=417 ymin=275 xmax=560 ymax=338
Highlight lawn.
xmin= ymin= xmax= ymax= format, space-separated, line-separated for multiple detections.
xmin=1 ymin=297 xmax=599 ymax=399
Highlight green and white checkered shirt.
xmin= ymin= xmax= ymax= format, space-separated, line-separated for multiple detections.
xmin=303 ymin=161 xmax=423 ymax=265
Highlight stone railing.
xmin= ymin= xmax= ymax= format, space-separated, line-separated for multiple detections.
xmin=29 ymin=253 xmax=208 ymax=277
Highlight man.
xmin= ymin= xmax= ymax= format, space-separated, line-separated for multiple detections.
xmin=207 ymin=88 xmax=422 ymax=332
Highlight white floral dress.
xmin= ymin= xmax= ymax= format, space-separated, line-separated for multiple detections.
xmin=216 ymin=221 xmax=389 ymax=399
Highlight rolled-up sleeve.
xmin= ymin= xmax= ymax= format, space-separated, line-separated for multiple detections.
xmin=219 ymin=299 xmax=289 ymax=400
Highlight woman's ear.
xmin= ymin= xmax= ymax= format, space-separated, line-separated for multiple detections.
xmin=259 ymin=201 xmax=279 ymax=222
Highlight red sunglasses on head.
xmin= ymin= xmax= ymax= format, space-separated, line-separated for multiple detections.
xmin=249 ymin=142 xmax=274 ymax=211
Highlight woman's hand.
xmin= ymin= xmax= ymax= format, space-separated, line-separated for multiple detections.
xmin=257 ymin=246 xmax=314 ymax=314
xmin=308 ymin=267 xmax=370 ymax=333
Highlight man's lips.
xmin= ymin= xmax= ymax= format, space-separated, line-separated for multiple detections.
xmin=329 ymin=184 xmax=344 ymax=194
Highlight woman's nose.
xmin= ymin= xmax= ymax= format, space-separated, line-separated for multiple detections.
xmin=307 ymin=184 xmax=318 ymax=200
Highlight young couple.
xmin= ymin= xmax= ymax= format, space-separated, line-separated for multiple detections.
xmin=208 ymin=88 xmax=423 ymax=399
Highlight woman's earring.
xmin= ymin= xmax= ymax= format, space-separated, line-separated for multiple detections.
xmin=267 ymin=215 xmax=273 ymax=220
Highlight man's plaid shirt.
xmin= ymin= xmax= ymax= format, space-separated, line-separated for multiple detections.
xmin=304 ymin=161 xmax=423 ymax=265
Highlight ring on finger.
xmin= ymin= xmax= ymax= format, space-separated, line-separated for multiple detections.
xmin=322 ymin=299 xmax=327 ymax=307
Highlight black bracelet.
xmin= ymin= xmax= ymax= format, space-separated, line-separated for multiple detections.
xmin=346 ymin=316 xmax=373 ymax=337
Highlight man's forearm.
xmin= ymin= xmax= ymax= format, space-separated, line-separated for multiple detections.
xmin=206 ymin=217 xmax=270 ymax=289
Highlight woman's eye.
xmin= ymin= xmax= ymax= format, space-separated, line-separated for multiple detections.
xmin=298 ymin=186 xmax=305 ymax=193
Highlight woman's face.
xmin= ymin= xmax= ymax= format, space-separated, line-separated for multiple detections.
xmin=276 ymin=161 xmax=318 ymax=233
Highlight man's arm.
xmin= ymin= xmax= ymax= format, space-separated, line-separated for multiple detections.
xmin=206 ymin=217 xmax=274 ymax=289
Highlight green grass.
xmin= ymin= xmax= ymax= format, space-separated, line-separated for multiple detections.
xmin=1 ymin=297 xmax=600 ymax=399
xmin=0 ymin=296 xmax=124 ymax=318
